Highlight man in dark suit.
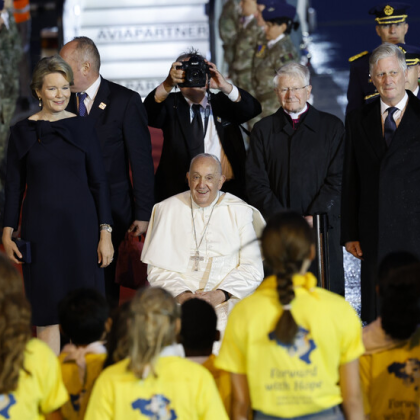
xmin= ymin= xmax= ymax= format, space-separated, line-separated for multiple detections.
xmin=144 ymin=49 xmax=261 ymax=202
xmin=246 ymin=62 xmax=345 ymax=295
xmin=346 ymin=2 xmax=410 ymax=114
xmin=342 ymin=43 xmax=420 ymax=323
xmin=60 ymin=37 xmax=154 ymax=309
xmin=400 ymin=44 xmax=420 ymax=98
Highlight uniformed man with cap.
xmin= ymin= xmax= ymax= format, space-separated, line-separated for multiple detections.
xmin=252 ymin=0 xmax=299 ymax=123
xmin=399 ymin=44 xmax=420 ymax=98
xmin=346 ymin=2 xmax=410 ymax=114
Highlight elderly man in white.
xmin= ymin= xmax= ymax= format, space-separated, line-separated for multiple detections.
xmin=142 ymin=153 xmax=264 ymax=334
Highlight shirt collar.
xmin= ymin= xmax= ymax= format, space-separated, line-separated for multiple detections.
xmin=380 ymin=91 xmax=408 ymax=115
xmin=191 ymin=190 xmax=220 ymax=210
xmin=83 ymin=75 xmax=101 ymax=101
xmin=242 ymin=14 xmax=254 ymax=28
xmin=184 ymin=94 xmax=208 ymax=109
xmin=414 ymin=86 xmax=419 ymax=97
xmin=267 ymin=33 xmax=285 ymax=49
xmin=282 ymin=103 xmax=308 ymax=120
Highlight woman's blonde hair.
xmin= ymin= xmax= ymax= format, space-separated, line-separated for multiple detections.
xmin=0 ymin=253 xmax=32 ymax=393
xmin=128 ymin=287 xmax=180 ymax=378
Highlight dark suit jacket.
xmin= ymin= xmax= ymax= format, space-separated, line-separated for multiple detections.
xmin=342 ymin=91 xmax=420 ymax=321
xmin=68 ymin=78 xmax=154 ymax=238
xmin=144 ymin=87 xmax=261 ymax=202
xmin=246 ymin=105 xmax=345 ymax=293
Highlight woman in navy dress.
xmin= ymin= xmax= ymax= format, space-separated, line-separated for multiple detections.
xmin=2 ymin=55 xmax=113 ymax=354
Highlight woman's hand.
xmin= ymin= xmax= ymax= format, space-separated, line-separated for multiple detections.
xmin=1 ymin=227 xmax=23 ymax=264
xmin=97 ymin=231 xmax=114 ymax=267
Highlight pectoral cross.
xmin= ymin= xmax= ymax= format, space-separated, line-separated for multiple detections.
xmin=190 ymin=251 xmax=204 ymax=271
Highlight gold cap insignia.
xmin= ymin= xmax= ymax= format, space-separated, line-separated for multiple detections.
xmin=267 ymin=7 xmax=275 ymax=12
xmin=99 ymin=102 xmax=107 ymax=110
xmin=384 ymin=5 xmax=394 ymax=16
xmin=398 ymin=46 xmax=407 ymax=54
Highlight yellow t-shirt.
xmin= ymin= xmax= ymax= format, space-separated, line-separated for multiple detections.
xmin=360 ymin=335 xmax=420 ymax=419
xmin=202 ymin=354 xmax=232 ymax=418
xmin=58 ymin=352 xmax=106 ymax=420
xmin=216 ymin=274 xmax=364 ymax=418
xmin=0 ymin=338 xmax=68 ymax=420
xmin=85 ymin=355 xmax=229 ymax=420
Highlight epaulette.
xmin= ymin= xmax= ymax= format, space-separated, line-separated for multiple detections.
xmin=364 ymin=92 xmax=380 ymax=101
xmin=349 ymin=51 xmax=369 ymax=62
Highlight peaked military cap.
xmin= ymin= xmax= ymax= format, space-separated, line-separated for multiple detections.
xmin=369 ymin=2 xmax=410 ymax=25
xmin=397 ymin=44 xmax=420 ymax=66
xmin=262 ymin=0 xmax=296 ymax=21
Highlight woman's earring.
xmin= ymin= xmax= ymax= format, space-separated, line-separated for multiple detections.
xmin=38 ymin=97 xmax=42 ymax=108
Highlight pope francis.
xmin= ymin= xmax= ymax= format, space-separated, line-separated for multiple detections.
xmin=141 ymin=153 xmax=265 ymax=334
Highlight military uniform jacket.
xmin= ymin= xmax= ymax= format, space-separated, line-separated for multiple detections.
xmin=252 ymin=35 xmax=299 ymax=118
xmin=346 ymin=52 xmax=377 ymax=114
xmin=342 ymin=91 xmax=420 ymax=265
xmin=231 ymin=18 xmax=265 ymax=93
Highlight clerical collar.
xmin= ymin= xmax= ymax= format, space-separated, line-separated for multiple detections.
xmin=380 ymin=92 xmax=408 ymax=116
xmin=191 ymin=191 xmax=220 ymax=210
xmin=282 ymin=103 xmax=308 ymax=120
xmin=185 ymin=94 xmax=209 ymax=110
xmin=267 ymin=33 xmax=285 ymax=49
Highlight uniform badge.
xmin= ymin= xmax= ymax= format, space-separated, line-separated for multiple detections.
xmin=217 ymin=117 xmax=222 ymax=123
xmin=99 ymin=102 xmax=107 ymax=110
xmin=384 ymin=5 xmax=394 ymax=16
xmin=256 ymin=44 xmax=266 ymax=58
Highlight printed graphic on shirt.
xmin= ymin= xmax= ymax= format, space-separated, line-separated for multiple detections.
xmin=0 ymin=394 xmax=16 ymax=419
xmin=269 ymin=326 xmax=317 ymax=364
xmin=132 ymin=394 xmax=178 ymax=419
xmin=388 ymin=358 xmax=420 ymax=389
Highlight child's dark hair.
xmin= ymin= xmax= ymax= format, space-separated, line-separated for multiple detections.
xmin=267 ymin=17 xmax=299 ymax=34
xmin=58 ymin=288 xmax=109 ymax=345
xmin=380 ymin=263 xmax=420 ymax=340
xmin=103 ymin=301 xmax=131 ymax=369
xmin=180 ymin=298 xmax=217 ymax=353
xmin=377 ymin=252 xmax=420 ymax=296
xmin=261 ymin=212 xmax=314 ymax=344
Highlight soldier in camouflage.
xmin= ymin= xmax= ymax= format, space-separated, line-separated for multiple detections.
xmin=0 ymin=0 xmax=22 ymax=175
xmin=252 ymin=0 xmax=299 ymax=123
xmin=231 ymin=0 xmax=265 ymax=95
xmin=219 ymin=0 xmax=241 ymax=75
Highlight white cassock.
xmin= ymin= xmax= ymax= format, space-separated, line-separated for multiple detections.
xmin=141 ymin=191 xmax=265 ymax=336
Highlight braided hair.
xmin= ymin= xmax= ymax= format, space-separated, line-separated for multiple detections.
xmin=261 ymin=212 xmax=314 ymax=344
xmin=128 ymin=287 xmax=181 ymax=379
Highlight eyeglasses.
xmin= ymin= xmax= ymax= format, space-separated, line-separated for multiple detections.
xmin=277 ymin=85 xmax=309 ymax=94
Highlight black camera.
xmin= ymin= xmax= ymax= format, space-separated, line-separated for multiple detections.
xmin=176 ymin=55 xmax=211 ymax=88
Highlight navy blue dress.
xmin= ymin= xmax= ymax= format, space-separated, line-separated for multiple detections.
xmin=3 ymin=117 xmax=112 ymax=326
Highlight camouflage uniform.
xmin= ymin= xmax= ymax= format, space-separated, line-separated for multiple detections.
xmin=252 ymin=35 xmax=298 ymax=122
xmin=219 ymin=0 xmax=240 ymax=74
xmin=0 ymin=10 xmax=22 ymax=194
xmin=231 ymin=17 xmax=265 ymax=95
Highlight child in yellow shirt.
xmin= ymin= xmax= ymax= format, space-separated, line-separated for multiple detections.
xmin=58 ymin=288 xmax=110 ymax=420
xmin=181 ymin=298 xmax=232 ymax=417
xmin=0 ymin=253 xmax=68 ymax=420
xmin=85 ymin=287 xmax=228 ymax=420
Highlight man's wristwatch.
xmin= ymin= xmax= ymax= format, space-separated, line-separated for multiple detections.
xmin=218 ymin=289 xmax=231 ymax=302
xmin=100 ymin=224 xmax=112 ymax=233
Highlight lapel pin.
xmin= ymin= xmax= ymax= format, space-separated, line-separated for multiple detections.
xmin=99 ymin=102 xmax=107 ymax=110
xmin=217 ymin=117 xmax=222 ymax=123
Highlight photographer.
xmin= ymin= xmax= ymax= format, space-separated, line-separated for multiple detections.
xmin=144 ymin=48 xmax=262 ymax=202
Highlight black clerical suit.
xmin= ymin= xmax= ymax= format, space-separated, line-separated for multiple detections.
xmin=247 ymin=105 xmax=345 ymax=294
xmin=144 ymin=87 xmax=261 ymax=202
xmin=67 ymin=77 xmax=155 ymax=308
xmin=342 ymin=91 xmax=420 ymax=322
